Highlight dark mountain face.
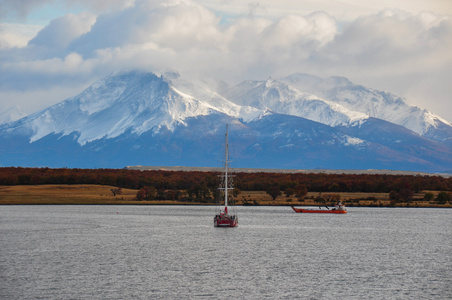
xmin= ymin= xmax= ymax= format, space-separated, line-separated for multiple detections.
xmin=1 ymin=71 xmax=451 ymax=172
xmin=1 ymin=112 xmax=450 ymax=172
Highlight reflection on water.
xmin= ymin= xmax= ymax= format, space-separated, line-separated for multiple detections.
xmin=1 ymin=206 xmax=451 ymax=299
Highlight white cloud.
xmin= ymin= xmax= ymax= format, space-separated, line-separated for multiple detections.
xmin=198 ymin=0 xmax=452 ymax=22
xmin=0 ymin=0 xmax=451 ymax=122
xmin=0 ymin=23 xmax=42 ymax=48
xmin=29 ymin=12 xmax=96 ymax=50
xmin=310 ymin=10 xmax=452 ymax=111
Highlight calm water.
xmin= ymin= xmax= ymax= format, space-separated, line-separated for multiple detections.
xmin=1 ymin=205 xmax=451 ymax=299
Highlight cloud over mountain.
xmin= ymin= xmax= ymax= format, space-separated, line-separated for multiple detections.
xmin=0 ymin=0 xmax=451 ymax=122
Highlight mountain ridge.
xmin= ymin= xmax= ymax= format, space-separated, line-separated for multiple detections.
xmin=281 ymin=73 xmax=452 ymax=140
xmin=1 ymin=70 xmax=451 ymax=172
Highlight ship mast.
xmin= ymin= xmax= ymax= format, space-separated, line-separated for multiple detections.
xmin=224 ymin=124 xmax=229 ymax=213
xmin=214 ymin=123 xmax=238 ymax=227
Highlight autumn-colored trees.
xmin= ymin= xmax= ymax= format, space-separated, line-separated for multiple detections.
xmin=110 ymin=187 xmax=122 ymax=197
xmin=0 ymin=167 xmax=451 ymax=198
xmin=436 ymin=191 xmax=452 ymax=204
xmin=266 ymin=184 xmax=282 ymax=200
xmin=136 ymin=186 xmax=157 ymax=200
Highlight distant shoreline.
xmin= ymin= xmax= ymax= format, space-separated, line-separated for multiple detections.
xmin=125 ymin=166 xmax=452 ymax=178
xmin=1 ymin=184 xmax=450 ymax=208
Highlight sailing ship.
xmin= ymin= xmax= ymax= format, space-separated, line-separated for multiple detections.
xmin=214 ymin=124 xmax=238 ymax=227
xmin=291 ymin=201 xmax=347 ymax=214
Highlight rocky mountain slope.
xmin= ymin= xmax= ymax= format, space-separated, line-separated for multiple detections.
xmin=1 ymin=71 xmax=451 ymax=172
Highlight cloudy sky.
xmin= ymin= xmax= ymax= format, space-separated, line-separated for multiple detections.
xmin=1 ymin=0 xmax=451 ymax=122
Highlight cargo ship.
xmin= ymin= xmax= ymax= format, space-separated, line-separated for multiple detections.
xmin=291 ymin=202 xmax=347 ymax=214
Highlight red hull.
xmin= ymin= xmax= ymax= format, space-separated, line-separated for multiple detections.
xmin=214 ymin=219 xmax=238 ymax=227
xmin=214 ymin=214 xmax=238 ymax=227
xmin=291 ymin=206 xmax=347 ymax=214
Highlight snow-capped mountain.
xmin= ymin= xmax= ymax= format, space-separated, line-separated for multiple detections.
xmin=1 ymin=71 xmax=451 ymax=172
xmin=162 ymin=71 xmax=261 ymax=122
xmin=12 ymin=72 xmax=226 ymax=146
xmin=281 ymin=73 xmax=452 ymax=146
xmin=223 ymin=77 xmax=368 ymax=127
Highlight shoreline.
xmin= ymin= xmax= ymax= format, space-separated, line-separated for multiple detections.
xmin=1 ymin=184 xmax=450 ymax=208
xmin=2 ymin=203 xmax=451 ymax=208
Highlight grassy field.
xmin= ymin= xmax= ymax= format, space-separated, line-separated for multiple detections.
xmin=0 ymin=184 xmax=450 ymax=207
xmin=0 ymin=185 xmax=167 ymax=205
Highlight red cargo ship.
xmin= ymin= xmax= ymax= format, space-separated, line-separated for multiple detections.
xmin=291 ymin=202 xmax=347 ymax=214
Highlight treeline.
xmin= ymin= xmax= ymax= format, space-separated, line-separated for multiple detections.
xmin=235 ymin=172 xmax=452 ymax=193
xmin=0 ymin=167 xmax=451 ymax=193
xmin=0 ymin=167 xmax=218 ymax=190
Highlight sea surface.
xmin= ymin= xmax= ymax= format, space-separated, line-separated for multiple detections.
xmin=1 ymin=205 xmax=451 ymax=299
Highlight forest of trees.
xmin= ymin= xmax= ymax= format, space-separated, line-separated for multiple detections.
xmin=0 ymin=167 xmax=451 ymax=196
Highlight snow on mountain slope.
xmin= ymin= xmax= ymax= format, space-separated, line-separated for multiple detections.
xmin=0 ymin=106 xmax=27 ymax=124
xmin=163 ymin=71 xmax=262 ymax=122
xmin=281 ymin=73 xmax=452 ymax=140
xmin=222 ymin=78 xmax=368 ymax=127
xmin=7 ymin=72 xmax=225 ymax=145
xmin=1 ymin=71 xmax=451 ymax=172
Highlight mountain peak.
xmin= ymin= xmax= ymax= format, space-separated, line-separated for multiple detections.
xmin=225 ymin=77 xmax=368 ymax=127
xmin=265 ymin=77 xmax=274 ymax=88
xmin=10 ymin=71 xmax=226 ymax=145
xmin=280 ymin=73 xmax=451 ymax=138
xmin=1 ymin=70 xmax=451 ymax=171
xmin=326 ymin=76 xmax=353 ymax=87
